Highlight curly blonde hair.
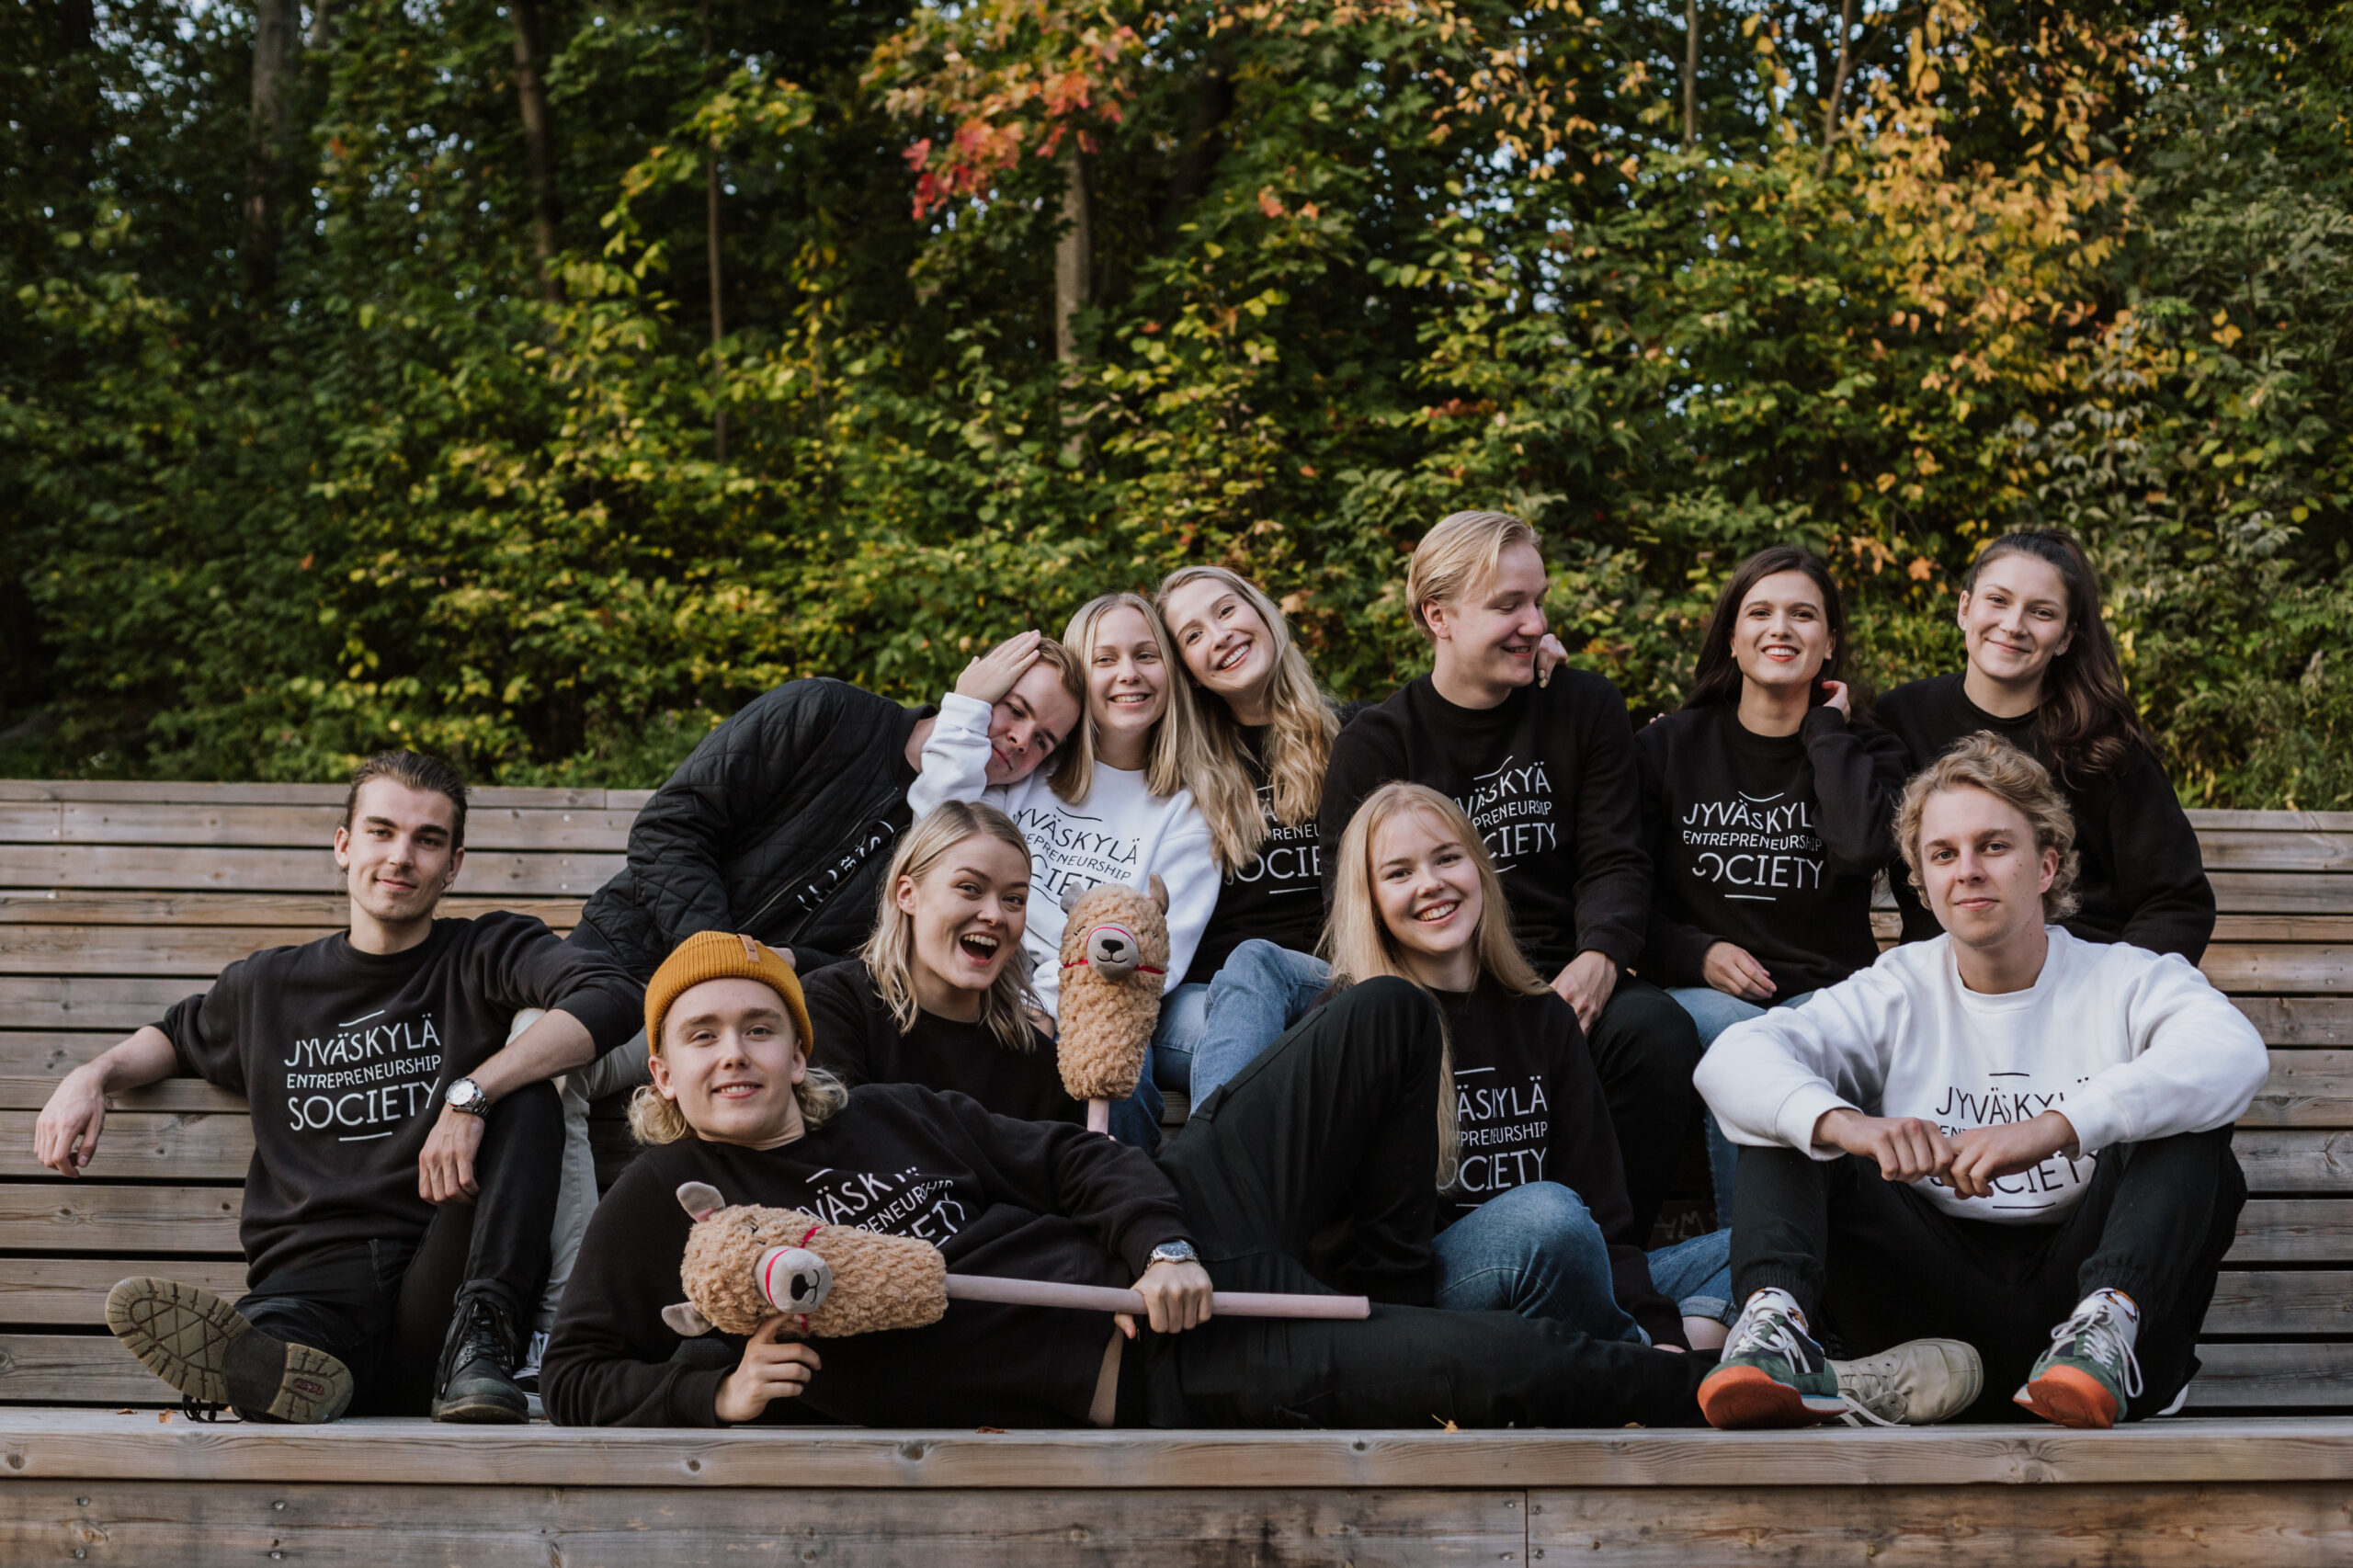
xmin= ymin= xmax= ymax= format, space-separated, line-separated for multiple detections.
xmin=630 ymin=1029 xmax=851 ymax=1147
xmin=1895 ymin=733 xmax=2082 ymax=923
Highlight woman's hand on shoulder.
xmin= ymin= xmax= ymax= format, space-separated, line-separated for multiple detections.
xmin=713 ymin=1316 xmax=823 ymax=1424
xmin=955 ymin=631 xmax=1044 ymax=704
xmin=1536 ymin=632 xmax=1569 ymax=688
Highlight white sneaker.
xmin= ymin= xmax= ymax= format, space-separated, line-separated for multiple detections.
xmin=1832 ymin=1337 xmax=1984 ymax=1426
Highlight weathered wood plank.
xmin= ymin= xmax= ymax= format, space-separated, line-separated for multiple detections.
xmin=2200 ymin=945 xmax=2353 ymax=994
xmin=2185 ymin=1342 xmax=2353 ymax=1407
xmin=0 ymin=1075 xmax=244 ymax=1112
xmin=0 ymin=925 xmax=340 ymax=977
xmin=2198 ymin=831 xmax=2353 ymax=871
xmin=0 ymin=1336 xmax=163 ymax=1403
xmin=0 ymin=1186 xmax=242 ymax=1253
xmin=0 ymin=1035 xmax=124 ymax=1078
xmin=0 ymin=781 xmax=654 ymax=810
xmin=2205 ymin=1271 xmax=2353 ymax=1335
xmin=2211 ymin=871 xmax=2353 ymax=915
xmin=2245 ymin=1051 xmax=2353 ymax=1127
xmin=0 ymin=846 xmax=621 ymax=897
xmin=0 ymin=1259 xmax=244 ymax=1324
xmin=0 ymin=977 xmax=209 ymax=1031
xmin=0 ymin=1112 xmax=251 ymax=1179
xmin=2189 ymin=810 xmax=2353 ymax=833
xmin=0 ymin=892 xmax=582 ymax=926
xmin=2234 ymin=1131 xmax=2353 ymax=1192
xmin=0 ymin=801 xmax=638 ymax=851
xmin=6 ymin=1411 xmax=2353 ymax=1488
xmin=2228 ymin=1199 xmax=2353 ymax=1262
xmin=0 ymin=1482 xmax=1521 ymax=1568
xmin=2234 ymin=997 xmax=2353 ymax=1047
xmin=1530 ymin=1482 xmax=2353 ymax=1566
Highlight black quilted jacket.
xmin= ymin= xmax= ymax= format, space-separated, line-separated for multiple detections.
xmin=574 ymin=678 xmax=932 ymax=980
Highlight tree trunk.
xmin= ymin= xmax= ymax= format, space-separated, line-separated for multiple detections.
xmin=508 ymin=0 xmax=562 ymax=303
xmin=1054 ymin=143 xmax=1092 ymax=364
xmin=305 ymin=0 xmax=334 ymax=50
xmin=1819 ymin=0 xmax=1858 ymax=175
xmin=1681 ymin=0 xmax=1699 ymax=152
xmin=708 ymin=144 xmax=727 ymax=460
xmin=242 ymin=0 xmax=302 ymax=301
xmin=701 ymin=0 xmax=726 ymax=461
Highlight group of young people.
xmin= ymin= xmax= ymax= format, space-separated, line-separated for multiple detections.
xmin=34 ymin=509 xmax=2263 ymax=1437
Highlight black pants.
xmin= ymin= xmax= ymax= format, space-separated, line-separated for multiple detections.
xmin=1128 ymin=977 xmax=1708 ymax=1430
xmin=233 ymin=1084 xmax=564 ymax=1415
xmin=1586 ymin=976 xmax=1703 ymax=1241
xmin=1730 ymin=1128 xmax=2246 ymax=1421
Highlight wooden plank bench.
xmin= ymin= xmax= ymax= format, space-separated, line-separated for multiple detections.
xmin=2 ymin=780 xmax=2348 ymax=1564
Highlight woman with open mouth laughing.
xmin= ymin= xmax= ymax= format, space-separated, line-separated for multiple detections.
xmin=801 ymin=801 xmax=1084 ymax=1128
xmin=1633 ymin=546 xmax=1911 ymax=1222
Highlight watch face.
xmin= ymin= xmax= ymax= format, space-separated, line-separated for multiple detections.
xmin=448 ymin=1078 xmax=483 ymax=1109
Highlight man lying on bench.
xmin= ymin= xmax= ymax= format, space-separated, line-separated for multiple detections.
xmin=33 ymin=751 xmax=642 ymax=1424
xmin=1695 ymin=734 xmax=2268 ymax=1429
xmin=543 ymin=931 xmax=1967 ymax=1430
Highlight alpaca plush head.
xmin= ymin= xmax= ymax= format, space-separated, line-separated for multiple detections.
xmin=1055 ymin=878 xmax=1169 ymax=1105
xmin=663 ymin=1182 xmax=949 ymax=1339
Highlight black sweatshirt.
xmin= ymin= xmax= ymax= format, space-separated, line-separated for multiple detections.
xmin=801 ymin=961 xmax=1083 ymax=1127
xmin=1635 ymin=703 xmax=1911 ymax=997
xmin=541 ymin=1084 xmax=1194 ymax=1428
xmin=1186 ymin=727 xmax=1329 ymax=984
xmin=156 ymin=914 xmax=642 ymax=1281
xmin=1321 ymin=673 xmax=1650 ymax=975
xmin=1876 ymin=674 xmax=2216 ymax=961
xmin=1433 ymin=982 xmax=1684 ymax=1346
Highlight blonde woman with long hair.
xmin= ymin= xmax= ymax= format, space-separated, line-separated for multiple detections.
xmin=798 ymin=802 xmax=1084 ymax=1126
xmin=1323 ymin=783 xmax=1733 ymax=1348
xmin=908 ymin=594 xmax=1221 ymax=1147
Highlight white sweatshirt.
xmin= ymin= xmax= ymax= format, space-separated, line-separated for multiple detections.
xmin=908 ymin=693 xmax=1221 ymax=1021
xmin=1695 ymin=927 xmax=2268 ymax=1223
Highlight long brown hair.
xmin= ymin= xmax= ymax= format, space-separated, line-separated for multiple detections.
xmin=1154 ymin=565 xmax=1340 ymax=873
xmin=1964 ymin=530 xmax=2154 ymax=787
xmin=1684 ymin=546 xmax=1857 ymax=713
xmin=1322 ymin=782 xmax=1549 ymax=1187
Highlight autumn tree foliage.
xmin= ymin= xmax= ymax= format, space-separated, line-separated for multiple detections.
xmin=4 ymin=0 xmax=2350 ymax=805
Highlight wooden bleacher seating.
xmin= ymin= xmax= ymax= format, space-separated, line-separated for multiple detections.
xmin=1 ymin=779 xmax=2348 ymax=1566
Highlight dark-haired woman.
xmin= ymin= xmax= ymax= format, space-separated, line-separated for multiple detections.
xmin=1636 ymin=548 xmax=1910 ymax=1216
xmin=1877 ymin=530 xmax=2215 ymax=962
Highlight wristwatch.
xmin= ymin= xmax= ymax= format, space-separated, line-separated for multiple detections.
xmin=444 ymin=1076 xmax=491 ymax=1118
xmin=1147 ymin=1240 xmax=1199 ymax=1268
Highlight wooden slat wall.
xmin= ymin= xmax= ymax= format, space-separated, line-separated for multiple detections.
xmin=0 ymin=789 xmax=2347 ymax=1414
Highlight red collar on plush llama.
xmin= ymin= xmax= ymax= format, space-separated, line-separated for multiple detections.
xmin=1055 ymin=877 xmax=1171 ymax=1134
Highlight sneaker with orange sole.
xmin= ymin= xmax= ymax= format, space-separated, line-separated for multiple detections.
xmin=2014 ymin=1298 xmax=2143 ymax=1429
xmin=1698 ymin=1297 xmax=1847 ymax=1429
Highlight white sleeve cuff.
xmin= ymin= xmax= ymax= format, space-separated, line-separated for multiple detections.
xmin=1773 ymin=1082 xmax=1856 ymax=1160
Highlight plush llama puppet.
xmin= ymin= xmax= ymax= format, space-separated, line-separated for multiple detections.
xmin=661 ymin=1182 xmax=1370 ymax=1340
xmin=1055 ymin=877 xmax=1169 ymax=1133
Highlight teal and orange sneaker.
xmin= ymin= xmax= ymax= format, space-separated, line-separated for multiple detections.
xmin=1698 ymin=1293 xmax=1848 ymax=1429
xmin=2015 ymin=1298 xmax=2143 ymax=1429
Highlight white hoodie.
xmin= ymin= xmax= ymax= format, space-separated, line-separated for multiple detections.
xmin=1695 ymin=926 xmax=2268 ymax=1223
xmin=908 ymin=693 xmax=1220 ymax=1021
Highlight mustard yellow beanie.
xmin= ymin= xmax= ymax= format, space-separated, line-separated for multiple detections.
xmin=644 ymin=931 xmax=814 ymax=1062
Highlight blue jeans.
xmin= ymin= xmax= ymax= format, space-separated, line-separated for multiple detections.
xmin=1669 ymin=985 xmax=1819 ymax=1222
xmin=1187 ymin=941 xmax=1333 ymax=1102
xmin=1148 ymin=983 xmax=1211 ymax=1093
xmin=1433 ymin=1181 xmax=1734 ymax=1343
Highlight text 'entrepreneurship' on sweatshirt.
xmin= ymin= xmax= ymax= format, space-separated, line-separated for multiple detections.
xmin=1636 ymin=702 xmax=1910 ymax=996
xmin=1694 ymin=927 xmax=2267 ymax=1223
xmin=1320 ymin=671 xmax=1650 ymax=976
